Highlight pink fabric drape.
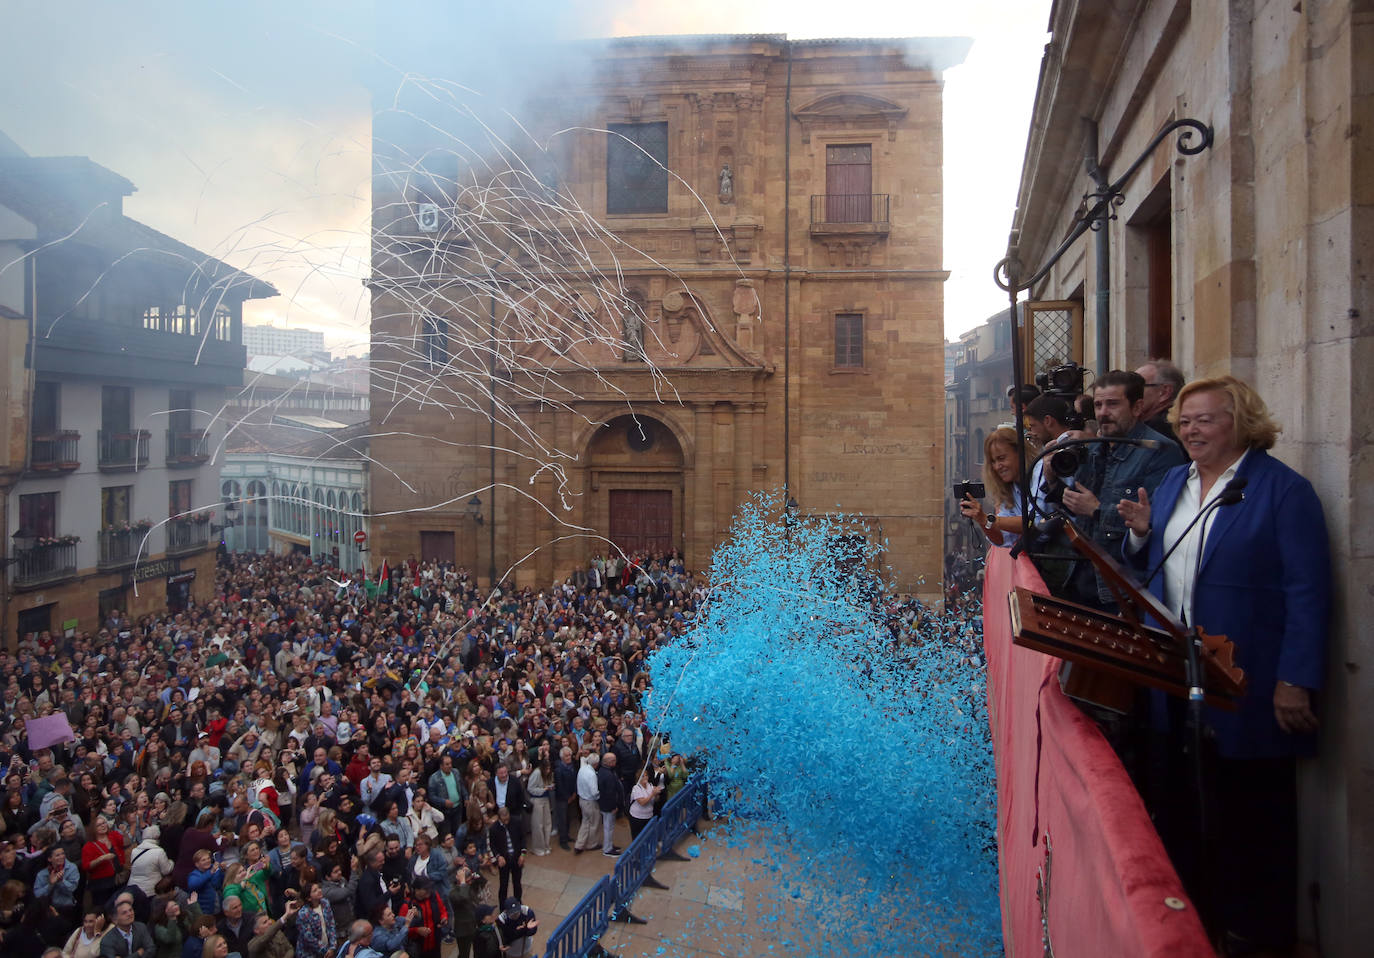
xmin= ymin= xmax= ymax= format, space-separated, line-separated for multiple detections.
xmin=983 ymin=547 xmax=1213 ymax=956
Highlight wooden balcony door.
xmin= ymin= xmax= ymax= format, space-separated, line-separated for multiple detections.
xmin=826 ymin=144 xmax=872 ymax=222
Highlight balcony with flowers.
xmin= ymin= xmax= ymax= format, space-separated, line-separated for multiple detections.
xmin=11 ymin=531 xmax=79 ymax=589
xmin=98 ymin=519 xmax=154 ymax=570
xmin=166 ymin=512 xmax=212 ymax=556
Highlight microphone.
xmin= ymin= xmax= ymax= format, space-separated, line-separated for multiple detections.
xmin=1140 ymin=476 xmax=1247 ymax=592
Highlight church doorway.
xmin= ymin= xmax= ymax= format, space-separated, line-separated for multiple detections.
xmin=586 ymin=414 xmax=685 ymax=559
xmin=609 ymin=489 xmax=673 ymax=554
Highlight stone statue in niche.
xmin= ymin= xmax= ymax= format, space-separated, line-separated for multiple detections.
xmin=718 ymin=163 xmax=733 ymax=203
xmin=622 ymin=308 xmax=645 ymax=361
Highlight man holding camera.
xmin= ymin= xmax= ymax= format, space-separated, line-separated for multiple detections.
xmin=1060 ymin=370 xmax=1185 ymax=611
xmin=1024 ymin=394 xmax=1078 ymax=518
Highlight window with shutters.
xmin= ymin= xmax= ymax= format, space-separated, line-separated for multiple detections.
xmin=102 ymin=385 xmax=132 ymax=433
xmin=169 ymin=479 xmax=194 ymax=517
xmin=20 ymin=493 xmax=57 ymax=538
xmin=834 ymin=313 xmax=864 ymax=368
xmin=607 ymin=122 xmax=668 ymax=214
xmin=33 ymin=382 xmax=60 ymax=435
xmin=422 ymin=315 xmax=449 ymax=368
xmin=825 ymin=145 xmax=873 ymax=223
xmin=102 ymin=486 xmax=132 ymax=528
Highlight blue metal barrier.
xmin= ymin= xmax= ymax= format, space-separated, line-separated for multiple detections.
xmin=612 ymin=818 xmax=662 ymax=908
xmin=539 ymin=775 xmax=705 ymax=957
xmin=541 ymin=875 xmax=616 ymax=958
xmin=656 ymin=778 xmax=704 ymax=852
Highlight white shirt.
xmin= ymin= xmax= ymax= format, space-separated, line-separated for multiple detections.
xmin=1030 ymin=429 xmax=1075 ymax=518
xmin=576 ymin=762 xmax=599 ymax=802
xmin=360 ymin=772 xmax=393 ymax=806
xmin=1129 ymin=451 xmax=1247 ymax=622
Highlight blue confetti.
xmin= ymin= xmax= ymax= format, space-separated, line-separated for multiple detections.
xmin=687 ymin=844 xmax=701 ymax=858
xmin=646 ymin=490 xmax=1001 ymax=955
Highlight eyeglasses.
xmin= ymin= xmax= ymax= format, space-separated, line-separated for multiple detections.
xmin=1177 ymin=414 xmax=1230 ymax=428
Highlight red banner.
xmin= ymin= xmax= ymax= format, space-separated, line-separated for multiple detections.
xmin=983 ymin=548 xmax=1213 ymax=957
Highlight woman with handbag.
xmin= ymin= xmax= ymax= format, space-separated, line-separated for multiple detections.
xmin=81 ymin=816 xmax=125 ymax=908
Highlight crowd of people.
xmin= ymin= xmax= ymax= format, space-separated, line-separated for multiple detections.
xmin=0 ymin=547 xmax=712 ymax=958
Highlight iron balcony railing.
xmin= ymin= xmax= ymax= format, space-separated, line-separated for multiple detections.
xmin=29 ymin=431 xmax=80 ymax=471
xmin=166 ymin=517 xmax=210 ymax=556
xmin=98 ymin=430 xmax=151 ymax=471
xmin=810 ymin=193 xmax=891 ymax=228
xmin=165 ymin=429 xmax=210 ymax=467
xmin=13 ymin=542 xmax=78 ymax=588
xmin=98 ymin=529 xmax=144 ymax=569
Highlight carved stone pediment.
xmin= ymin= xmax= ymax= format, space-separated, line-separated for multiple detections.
xmin=793 ymin=93 xmax=909 ymax=143
xmin=515 ymin=286 xmax=766 ymax=371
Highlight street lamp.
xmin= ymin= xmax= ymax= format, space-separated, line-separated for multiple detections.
xmin=11 ymin=527 xmax=35 ymax=553
xmin=467 ymin=495 xmax=484 ymax=525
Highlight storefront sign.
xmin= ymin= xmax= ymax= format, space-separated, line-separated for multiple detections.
xmin=132 ymin=559 xmax=179 ymax=582
xmin=167 ymin=570 xmax=197 ymax=584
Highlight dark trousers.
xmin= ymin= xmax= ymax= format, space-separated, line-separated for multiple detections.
xmin=1145 ymin=716 xmax=1298 ymax=953
xmin=551 ymin=796 xmax=570 ymax=844
xmin=442 ymin=805 xmax=465 ymax=838
xmin=628 ymin=815 xmax=651 ymax=841
xmin=497 ymin=861 xmax=523 ymax=903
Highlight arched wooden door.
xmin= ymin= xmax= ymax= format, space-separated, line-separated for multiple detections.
xmin=608 ymin=489 xmax=673 ymax=555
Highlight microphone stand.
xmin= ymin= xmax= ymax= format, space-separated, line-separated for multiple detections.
xmin=1181 ymin=537 xmax=1211 ymax=925
xmin=1157 ymin=477 xmax=1244 ymax=918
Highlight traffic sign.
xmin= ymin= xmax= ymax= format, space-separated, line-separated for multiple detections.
xmin=353 ymin=530 xmax=367 ymax=545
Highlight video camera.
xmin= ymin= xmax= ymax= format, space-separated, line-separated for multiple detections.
xmin=1035 ymin=361 xmax=1088 ymax=399
xmin=1034 ymin=362 xmax=1091 ymax=431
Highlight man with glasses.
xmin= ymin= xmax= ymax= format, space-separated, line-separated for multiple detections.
xmin=1135 ymin=357 xmax=1187 ymax=452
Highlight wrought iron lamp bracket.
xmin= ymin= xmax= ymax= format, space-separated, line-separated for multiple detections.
xmin=991 ymin=117 xmax=1213 ymax=550
xmin=995 ymin=117 xmax=1213 ymax=294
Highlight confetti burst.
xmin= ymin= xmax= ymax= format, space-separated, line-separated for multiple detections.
xmin=645 ymin=490 xmax=1002 ymax=956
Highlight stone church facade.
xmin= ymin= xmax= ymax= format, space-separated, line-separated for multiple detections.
xmin=368 ymin=35 xmax=968 ymax=598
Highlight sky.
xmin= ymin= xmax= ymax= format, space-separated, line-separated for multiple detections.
xmin=0 ymin=0 xmax=1052 ymax=353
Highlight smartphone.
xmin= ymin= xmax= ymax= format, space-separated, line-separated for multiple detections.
xmin=952 ymin=480 xmax=986 ymax=500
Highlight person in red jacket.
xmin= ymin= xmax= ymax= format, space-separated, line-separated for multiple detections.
xmin=81 ymin=815 xmax=125 ymax=906
xmin=398 ymin=877 xmax=448 ymax=958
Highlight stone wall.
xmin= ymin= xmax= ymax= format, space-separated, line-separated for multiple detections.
xmin=1007 ymin=1 xmax=1374 ymax=949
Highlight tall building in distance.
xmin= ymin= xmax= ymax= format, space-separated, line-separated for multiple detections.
xmin=368 ymin=35 xmax=967 ymax=596
xmin=0 ymin=137 xmax=275 ymax=643
xmin=242 ymin=324 xmax=329 ymax=362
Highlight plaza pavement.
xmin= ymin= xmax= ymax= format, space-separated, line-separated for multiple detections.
xmin=452 ymin=813 xmax=800 ymax=958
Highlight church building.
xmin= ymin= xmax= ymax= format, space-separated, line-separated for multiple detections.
xmin=368 ymin=34 xmax=967 ymax=596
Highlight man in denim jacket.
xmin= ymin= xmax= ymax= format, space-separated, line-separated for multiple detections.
xmin=1061 ymin=369 xmax=1185 ymax=610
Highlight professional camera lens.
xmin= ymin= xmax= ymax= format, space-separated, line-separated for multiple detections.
xmin=1048 ymin=446 xmax=1082 ymax=477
